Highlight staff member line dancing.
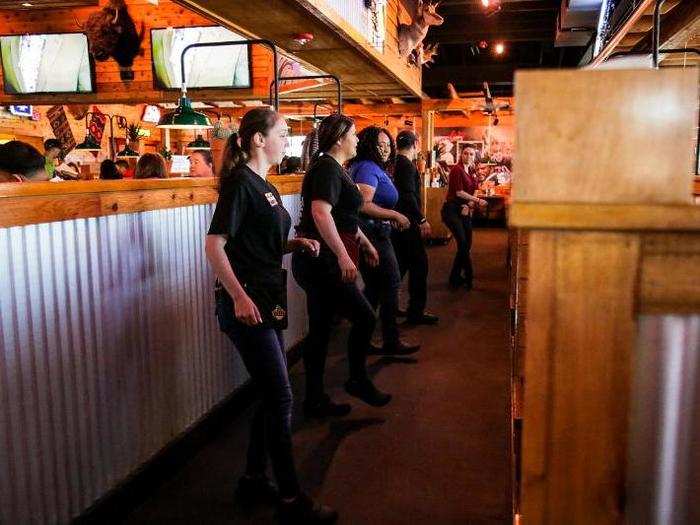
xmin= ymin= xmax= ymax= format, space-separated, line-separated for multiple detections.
xmin=441 ymin=146 xmax=487 ymax=289
xmin=350 ymin=126 xmax=420 ymax=356
xmin=293 ymin=113 xmax=392 ymax=415
xmin=205 ymin=108 xmax=336 ymax=525
xmin=391 ymin=130 xmax=438 ymax=326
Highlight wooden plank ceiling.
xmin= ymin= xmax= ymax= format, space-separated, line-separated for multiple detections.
xmin=174 ymin=0 xmax=422 ymax=101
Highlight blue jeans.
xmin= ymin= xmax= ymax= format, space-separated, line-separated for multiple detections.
xmin=222 ymin=321 xmax=300 ymax=498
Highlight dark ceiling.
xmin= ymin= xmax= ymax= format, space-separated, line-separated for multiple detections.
xmin=422 ymin=0 xmax=590 ymax=98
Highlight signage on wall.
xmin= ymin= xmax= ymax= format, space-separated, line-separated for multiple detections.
xmin=46 ymin=105 xmax=76 ymax=152
xmin=9 ymin=105 xmax=33 ymax=118
xmin=89 ymin=106 xmax=108 ymax=144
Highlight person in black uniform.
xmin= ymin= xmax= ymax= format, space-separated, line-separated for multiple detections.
xmin=391 ymin=130 xmax=439 ymax=325
xmin=205 ymin=107 xmax=337 ymax=525
xmin=293 ymin=113 xmax=392 ymax=415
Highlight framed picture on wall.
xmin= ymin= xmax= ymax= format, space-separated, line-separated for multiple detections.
xmin=456 ymin=140 xmax=484 ymax=163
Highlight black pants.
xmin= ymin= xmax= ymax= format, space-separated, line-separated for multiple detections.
xmin=441 ymin=201 xmax=474 ymax=285
xmin=359 ymin=221 xmax=401 ymax=346
xmin=292 ymin=250 xmax=375 ymax=404
xmin=392 ymin=225 xmax=429 ymax=318
xmin=222 ymin=321 xmax=300 ymax=499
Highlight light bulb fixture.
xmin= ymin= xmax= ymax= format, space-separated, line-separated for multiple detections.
xmin=494 ymin=42 xmax=506 ymax=55
xmin=75 ymin=135 xmax=102 ymax=152
xmin=186 ymin=134 xmax=211 ymax=150
xmin=158 ymin=96 xmax=212 ymax=130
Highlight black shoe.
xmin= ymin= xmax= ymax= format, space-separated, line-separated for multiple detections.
xmin=449 ymin=277 xmax=466 ymax=289
xmin=278 ymin=492 xmax=338 ymax=524
xmin=236 ymin=474 xmax=279 ymax=506
xmin=344 ymin=378 xmax=392 ymax=407
xmin=405 ymin=312 xmax=439 ymax=326
xmin=368 ymin=340 xmax=421 ymax=356
xmin=396 ymin=308 xmax=408 ymax=318
xmin=304 ymin=395 xmax=352 ymax=419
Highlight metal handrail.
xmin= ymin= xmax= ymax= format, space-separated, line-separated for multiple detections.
xmin=179 ymin=39 xmax=280 ymax=110
xmin=269 ymin=74 xmax=343 ymax=113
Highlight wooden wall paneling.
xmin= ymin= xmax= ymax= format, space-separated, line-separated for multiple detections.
xmin=548 ymin=232 xmax=638 ymax=523
xmin=639 ymin=233 xmax=700 ymax=314
xmin=0 ymin=176 xmax=302 ymax=228
xmin=0 ymin=0 xmax=274 ymax=105
xmin=520 ymin=230 xmax=556 ymax=525
xmin=521 ymin=231 xmax=640 ymax=524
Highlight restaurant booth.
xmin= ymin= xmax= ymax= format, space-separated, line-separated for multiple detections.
xmin=0 ymin=1 xmax=699 ymax=524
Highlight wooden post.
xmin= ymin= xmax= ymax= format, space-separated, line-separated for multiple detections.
xmin=510 ymin=69 xmax=700 ymax=523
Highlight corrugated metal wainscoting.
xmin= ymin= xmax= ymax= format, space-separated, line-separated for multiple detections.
xmin=0 ymin=195 xmax=306 ymax=524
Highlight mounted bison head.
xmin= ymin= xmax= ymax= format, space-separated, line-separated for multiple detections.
xmin=82 ymin=0 xmax=144 ymax=80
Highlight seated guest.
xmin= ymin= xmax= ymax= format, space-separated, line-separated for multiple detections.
xmin=135 ymin=153 xmax=167 ymax=179
xmin=280 ymin=156 xmax=301 ymax=174
xmin=0 ymin=140 xmax=49 ymax=182
xmin=100 ymin=159 xmax=123 ymax=180
xmin=43 ymin=138 xmax=63 ymax=179
xmin=188 ymin=150 xmax=215 ymax=177
xmin=114 ymin=159 xmax=130 ymax=177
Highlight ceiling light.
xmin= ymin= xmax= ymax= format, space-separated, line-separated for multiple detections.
xmin=21 ymin=2 xmax=33 ymax=6
xmin=157 ymin=96 xmax=212 ymax=129
xmin=494 ymin=42 xmax=505 ymax=55
xmin=481 ymin=0 xmax=489 ymax=6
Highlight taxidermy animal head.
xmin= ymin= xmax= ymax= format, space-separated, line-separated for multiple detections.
xmin=82 ymin=0 xmax=144 ymax=80
xmin=398 ymin=1 xmax=444 ymax=59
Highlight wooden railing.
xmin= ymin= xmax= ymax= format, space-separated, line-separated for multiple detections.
xmin=0 ymin=175 xmax=303 ymax=228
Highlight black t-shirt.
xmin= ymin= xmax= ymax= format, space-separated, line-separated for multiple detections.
xmin=208 ymin=166 xmax=291 ymax=325
xmin=394 ymin=154 xmax=424 ymax=225
xmin=298 ymin=154 xmax=363 ymax=238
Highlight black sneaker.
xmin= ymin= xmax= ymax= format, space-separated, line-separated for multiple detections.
xmin=236 ymin=474 xmax=279 ymax=506
xmin=449 ymin=277 xmax=466 ymax=289
xmin=344 ymin=378 xmax=392 ymax=407
xmin=278 ymin=492 xmax=338 ymax=524
xmin=368 ymin=340 xmax=421 ymax=356
xmin=304 ymin=395 xmax=352 ymax=419
xmin=405 ymin=312 xmax=439 ymax=326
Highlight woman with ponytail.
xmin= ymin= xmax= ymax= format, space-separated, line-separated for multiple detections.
xmin=293 ymin=114 xmax=392 ymax=416
xmin=205 ymin=108 xmax=336 ymax=524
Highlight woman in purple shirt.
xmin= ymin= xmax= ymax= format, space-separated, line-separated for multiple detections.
xmin=350 ymin=126 xmax=420 ymax=356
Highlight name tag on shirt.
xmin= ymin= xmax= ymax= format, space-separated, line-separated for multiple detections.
xmin=265 ymin=192 xmax=279 ymax=207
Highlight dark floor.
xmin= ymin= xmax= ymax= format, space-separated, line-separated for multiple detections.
xmin=123 ymin=228 xmax=513 ymax=525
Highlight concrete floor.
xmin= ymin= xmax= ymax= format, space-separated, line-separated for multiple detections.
xmin=123 ymin=228 xmax=513 ymax=525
